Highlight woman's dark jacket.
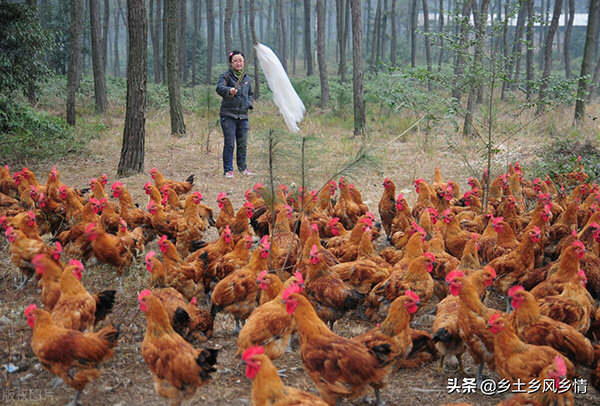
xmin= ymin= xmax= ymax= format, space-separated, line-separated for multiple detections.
xmin=216 ymin=68 xmax=253 ymax=119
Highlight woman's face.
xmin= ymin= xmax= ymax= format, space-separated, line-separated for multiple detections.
xmin=231 ymin=54 xmax=244 ymax=70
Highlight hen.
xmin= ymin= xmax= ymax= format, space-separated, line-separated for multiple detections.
xmin=138 ymin=290 xmax=217 ymax=406
xmin=242 ymin=345 xmax=328 ymax=406
xmin=150 ymin=167 xmax=195 ymax=195
xmin=25 ymin=304 xmax=119 ymax=406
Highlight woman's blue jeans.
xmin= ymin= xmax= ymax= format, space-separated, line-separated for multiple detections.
xmin=220 ymin=116 xmax=249 ymax=173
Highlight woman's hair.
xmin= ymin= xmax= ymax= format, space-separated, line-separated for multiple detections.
xmin=228 ymin=50 xmax=244 ymax=64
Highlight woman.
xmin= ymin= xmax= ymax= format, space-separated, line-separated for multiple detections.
xmin=216 ymin=50 xmax=255 ymax=178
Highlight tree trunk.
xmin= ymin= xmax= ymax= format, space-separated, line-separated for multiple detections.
xmin=437 ymin=0 xmax=444 ymax=71
xmin=102 ymin=0 xmax=109 ymax=72
xmin=501 ymin=0 xmax=525 ymax=97
xmin=206 ymin=0 xmax=214 ymax=84
xmin=588 ymin=52 xmax=600 ymax=102
xmin=239 ymin=0 xmax=245 ymax=52
xmin=249 ymin=0 xmax=259 ymax=99
xmin=149 ymin=0 xmax=161 ymax=83
xmin=277 ymin=0 xmax=287 ymax=71
xmin=179 ymin=0 xmax=188 ymax=83
xmin=225 ymin=0 xmax=233 ymax=53
xmin=292 ymin=0 xmax=297 ymax=74
xmin=304 ymin=0 xmax=313 ymax=75
xmin=390 ymin=0 xmax=397 ymax=65
xmin=114 ymin=0 xmax=121 ymax=77
xmin=26 ymin=0 xmax=37 ymax=103
xmin=463 ymin=0 xmax=490 ymax=136
xmin=410 ymin=0 xmax=417 ymax=67
xmin=166 ymin=0 xmax=186 ymax=135
xmin=381 ymin=0 xmax=388 ymax=64
xmin=67 ymin=0 xmax=84 ymax=125
xmin=316 ymin=0 xmax=330 ymax=107
xmin=575 ymin=0 xmax=600 ymax=120
xmin=564 ymin=0 xmax=574 ymax=79
xmin=371 ymin=0 xmax=381 ymax=71
xmin=422 ymin=0 xmax=432 ymax=90
xmin=90 ymin=0 xmax=108 ymax=113
xmin=350 ymin=0 xmax=365 ymax=136
xmin=118 ymin=0 xmax=147 ymax=177
xmin=537 ymin=0 xmax=563 ymax=111
xmin=163 ymin=0 xmax=168 ymax=81
xmin=451 ymin=0 xmax=472 ymax=102
xmin=525 ymin=0 xmax=534 ymax=100
xmin=192 ymin=0 xmax=199 ymax=84
xmin=336 ymin=0 xmax=346 ymax=76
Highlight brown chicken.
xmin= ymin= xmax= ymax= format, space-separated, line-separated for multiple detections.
xmin=242 ymin=345 xmax=328 ymax=406
xmin=156 ymin=236 xmax=202 ymax=301
xmin=210 ymin=236 xmax=271 ymax=332
xmin=507 ymin=285 xmax=594 ymax=366
xmin=479 ymin=217 xmax=518 ymax=264
xmin=110 ymin=182 xmax=151 ymax=229
xmin=25 ymin=304 xmax=119 ymax=406
xmin=333 ymin=176 xmax=364 ymax=230
xmin=84 ymin=222 xmax=133 ymax=288
xmin=150 ymin=167 xmax=195 ymax=195
xmin=282 ymin=287 xmax=392 ymax=406
xmin=214 ymin=235 xmax=253 ymax=280
xmin=236 ymin=275 xmax=304 ymax=360
xmin=215 ymin=192 xmax=234 ymax=233
xmin=152 ymin=288 xmax=214 ymax=343
xmin=51 ymin=259 xmax=116 ymax=332
xmin=302 ymin=244 xmax=365 ymax=329
xmin=32 ymin=252 xmax=64 ymax=310
xmin=366 ymin=254 xmax=435 ymax=322
xmin=447 ymin=270 xmax=504 ymax=385
xmin=378 ymin=178 xmax=397 ymax=238
xmin=5 ymin=226 xmax=48 ymax=288
xmin=138 ymin=290 xmax=217 ymax=406
xmin=487 ymin=313 xmax=575 ymax=384
xmin=441 ymin=209 xmax=473 ymax=260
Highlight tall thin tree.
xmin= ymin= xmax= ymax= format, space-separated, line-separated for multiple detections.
xmin=390 ymin=0 xmax=397 ymax=65
xmin=277 ymin=0 xmax=287 ymax=71
xmin=149 ymin=0 xmax=161 ymax=83
xmin=350 ymin=0 xmax=365 ymax=136
xmin=564 ymin=0 xmax=574 ymax=79
xmin=304 ymin=0 xmax=313 ymax=75
xmin=249 ymin=0 xmax=259 ymax=99
xmin=206 ymin=0 xmax=214 ymax=84
xmin=118 ymin=0 xmax=147 ymax=176
xmin=166 ymin=0 xmax=186 ymax=135
xmin=67 ymin=0 xmax=84 ymax=125
xmin=179 ymin=0 xmax=188 ymax=82
xmin=575 ymin=0 xmax=600 ymax=120
xmin=114 ymin=0 xmax=121 ymax=76
xmin=422 ymin=0 xmax=432 ymax=90
xmin=224 ymin=0 xmax=233 ymax=53
xmin=525 ymin=0 xmax=534 ymax=100
xmin=537 ymin=0 xmax=564 ymax=111
xmin=316 ymin=0 xmax=329 ymax=107
xmin=90 ymin=0 xmax=107 ymax=113
xmin=192 ymin=0 xmax=199 ymax=84
xmin=102 ymin=0 xmax=109 ymax=72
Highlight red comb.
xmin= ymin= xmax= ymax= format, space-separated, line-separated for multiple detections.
xmin=554 ymin=355 xmax=567 ymax=376
xmin=191 ymin=297 xmax=197 ymax=306
xmin=242 ymin=345 xmax=265 ymax=362
xmin=446 ymin=270 xmax=464 ymax=282
xmin=293 ymin=272 xmax=304 ymax=285
xmin=508 ymin=285 xmax=525 ymax=298
xmin=484 ymin=266 xmax=497 ymax=278
xmin=257 ymin=270 xmax=268 ymax=280
xmin=424 ymin=252 xmax=435 ymax=261
xmin=310 ymin=244 xmax=318 ymax=257
xmin=405 ymin=290 xmax=420 ymax=302
xmin=25 ymin=303 xmax=37 ymax=317
xmin=138 ymin=289 xmax=152 ymax=302
xmin=488 ymin=313 xmax=502 ymax=324
xmin=217 ymin=192 xmax=226 ymax=201
xmin=145 ymin=251 xmax=156 ymax=262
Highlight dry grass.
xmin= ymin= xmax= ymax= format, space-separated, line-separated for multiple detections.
xmin=1 ymin=96 xmax=600 ymax=405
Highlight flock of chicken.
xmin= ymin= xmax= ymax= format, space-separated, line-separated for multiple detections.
xmin=1 ymin=159 xmax=600 ymax=406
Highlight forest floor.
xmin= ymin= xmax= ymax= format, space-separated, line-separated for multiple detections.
xmin=1 ymin=98 xmax=600 ymax=405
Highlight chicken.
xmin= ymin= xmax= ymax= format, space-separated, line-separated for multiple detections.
xmin=353 ymin=291 xmax=420 ymax=374
xmin=32 ymin=252 xmax=64 ymax=310
xmin=426 ymin=226 xmax=460 ymax=298
xmin=479 ymin=217 xmax=518 ymax=264
xmin=98 ymin=197 xmax=120 ymax=234
xmin=256 ymin=270 xmax=285 ymax=305
xmin=530 ymin=240 xmax=586 ymax=299
xmin=230 ymin=202 xmax=254 ymax=243
xmin=378 ymin=178 xmax=397 ymax=238
xmin=84 ymin=222 xmax=134 ymax=288
xmin=447 ymin=270 xmax=504 ymax=385
xmin=51 ymin=259 xmax=116 ymax=332
xmin=537 ymin=270 xmax=594 ymax=334
xmin=236 ymin=275 xmax=304 ymax=360
xmin=147 ymin=200 xmax=181 ymax=240
xmin=441 ymin=209 xmax=473 ymax=259
xmin=5 ymin=226 xmax=48 ymax=288
xmin=215 ymin=192 xmax=234 ymax=233
xmin=138 ymin=290 xmax=217 ymax=406
xmin=433 ymin=267 xmax=496 ymax=373
xmin=117 ymin=217 xmax=145 ymax=257
xmin=25 ymin=304 xmax=119 ymax=406
xmin=366 ymin=254 xmax=435 ymax=322
xmin=110 ymin=182 xmax=151 ymax=229
xmin=210 ymin=236 xmax=271 ymax=332
xmin=0 ymin=164 xmax=18 ymax=197
xmin=144 ymin=181 xmax=164 ymax=206
xmin=507 ymin=285 xmax=594 ymax=366
xmin=145 ymin=250 xmax=167 ymax=287
xmin=389 ymin=194 xmax=416 ymax=239
xmin=302 ymin=244 xmax=365 ymax=329
xmin=489 ymin=226 xmax=540 ymax=295
xmin=411 ymin=179 xmax=435 ymax=221
xmin=282 ymin=286 xmax=392 ymax=406
xmin=214 ymin=235 xmax=253 ymax=280
xmin=270 ymin=206 xmax=302 ymax=277
xmin=175 ymin=191 xmax=208 ymax=256
xmin=250 ymin=184 xmax=291 ymax=238
xmin=150 ymin=167 xmax=195 ymax=195
xmin=55 ymin=198 xmax=101 ymax=255
xmin=152 ymin=288 xmax=214 ymax=343
xmin=242 ymin=345 xmax=328 ymax=406
xmin=333 ymin=176 xmax=363 ymax=230
xmin=155 ymin=236 xmax=202 ymax=301
xmin=487 ymin=313 xmax=575 ymax=384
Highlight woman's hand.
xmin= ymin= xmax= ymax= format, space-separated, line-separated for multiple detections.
xmin=229 ymin=87 xmax=238 ymax=96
